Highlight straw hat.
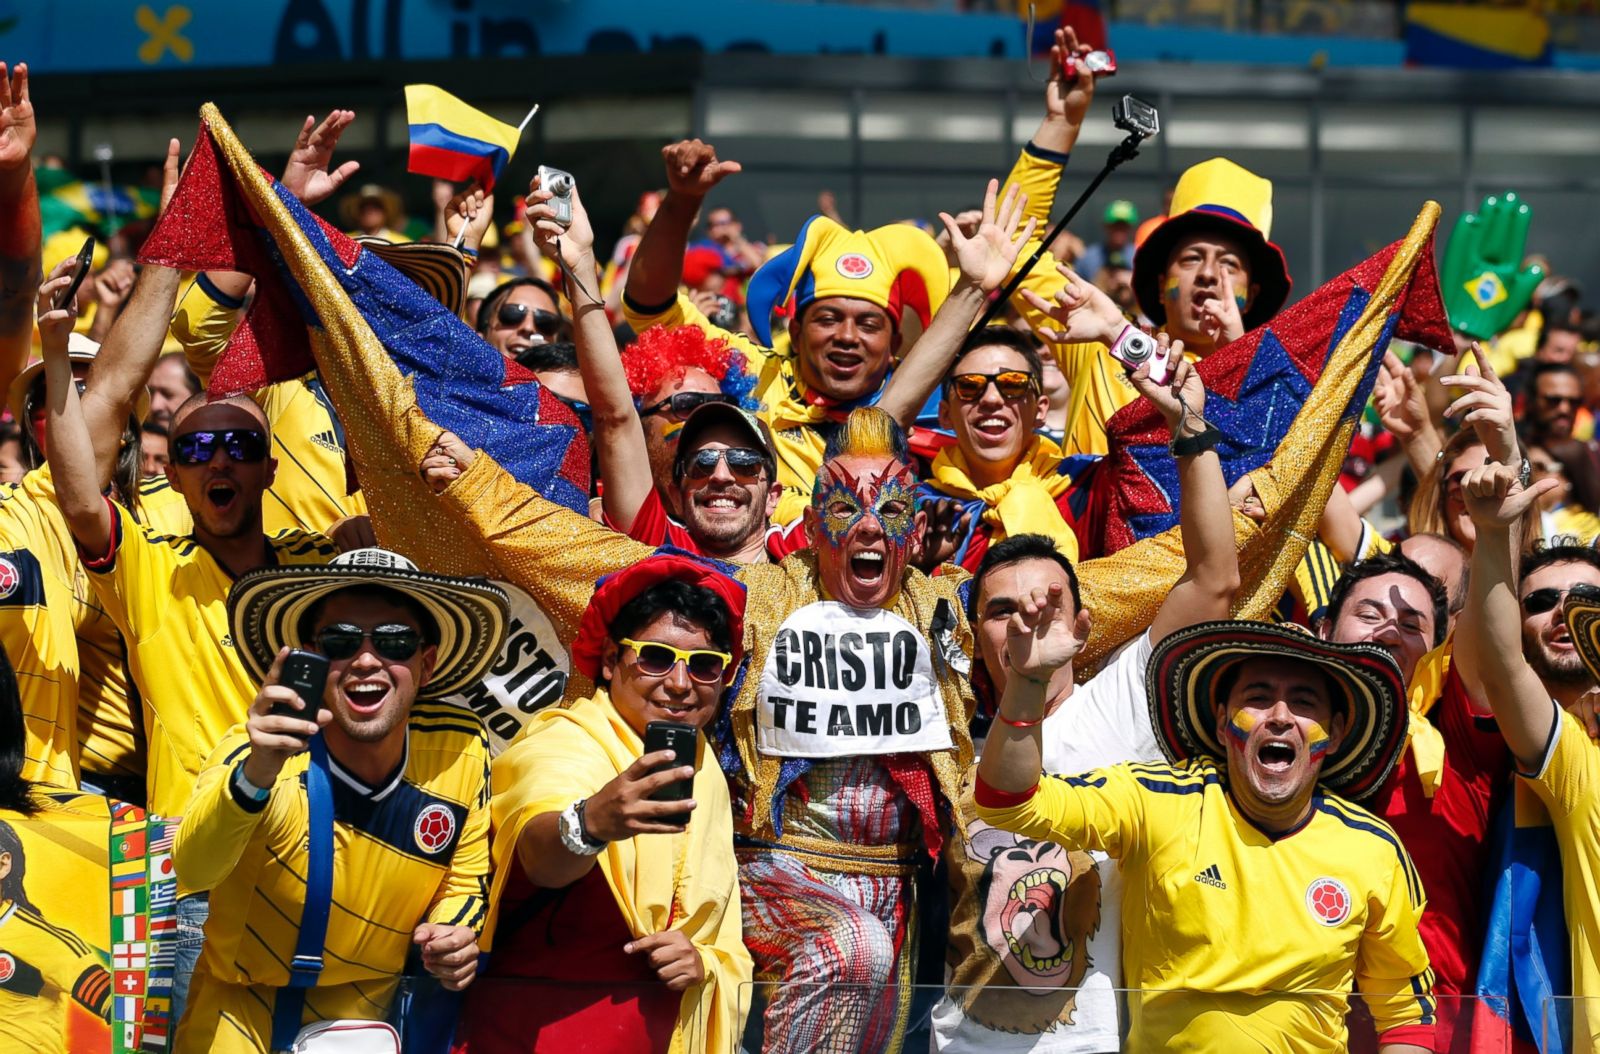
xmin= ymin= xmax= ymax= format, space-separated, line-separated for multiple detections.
xmin=228 ymin=548 xmax=509 ymax=699
xmin=1145 ymin=619 xmax=1408 ymax=802
xmin=9 ymin=333 xmax=151 ymax=424
xmin=1565 ymin=583 xmax=1600 ymax=684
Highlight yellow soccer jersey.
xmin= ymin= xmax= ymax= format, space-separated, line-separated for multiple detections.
xmin=0 ymin=899 xmax=112 ymax=1054
xmin=84 ymin=499 xmax=338 ymax=820
xmin=169 ymin=277 xmax=369 ymax=536
xmin=172 ymin=705 xmax=492 ymax=1053
xmin=977 ymin=758 xmax=1436 ymax=1051
xmin=73 ymin=581 xmax=144 ymax=785
xmin=1525 ymin=708 xmax=1600 ymax=1050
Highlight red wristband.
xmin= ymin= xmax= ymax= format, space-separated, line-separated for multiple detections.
xmin=997 ymin=712 xmax=1043 ymax=729
xmin=974 ymin=774 xmax=1040 ymax=809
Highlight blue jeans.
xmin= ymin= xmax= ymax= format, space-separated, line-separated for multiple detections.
xmin=171 ymin=893 xmax=210 ymax=1033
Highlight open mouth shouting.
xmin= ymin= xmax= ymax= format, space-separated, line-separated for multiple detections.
xmin=341 ymin=679 xmax=392 ymax=716
xmin=1255 ymin=738 xmax=1299 ymax=775
xmin=849 ymin=547 xmax=886 ymax=587
xmin=205 ymin=478 xmax=239 ymax=515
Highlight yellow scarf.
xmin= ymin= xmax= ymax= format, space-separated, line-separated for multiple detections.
xmin=1405 ymin=637 xmax=1453 ymax=798
xmin=487 ymin=690 xmax=752 ymax=1054
xmin=756 ymin=356 xmax=871 ymax=525
xmin=928 ymin=436 xmax=1080 ymax=561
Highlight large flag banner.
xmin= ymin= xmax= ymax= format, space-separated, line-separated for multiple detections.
xmin=1081 ymin=208 xmax=1452 ymax=622
xmin=138 ymin=105 xmax=587 ymax=747
xmin=403 ymin=85 xmax=524 ymax=192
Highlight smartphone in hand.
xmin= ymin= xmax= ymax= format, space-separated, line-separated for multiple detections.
xmin=55 ymin=237 xmax=96 ymax=311
xmin=643 ymin=720 xmax=698 ymax=823
xmin=271 ymin=649 xmax=330 ymax=724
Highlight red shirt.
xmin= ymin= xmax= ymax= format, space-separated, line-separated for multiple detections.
xmin=453 ymin=867 xmax=678 ymax=1054
xmin=1365 ymin=667 xmax=1509 ymax=1053
xmin=605 ymin=487 xmax=807 ymax=562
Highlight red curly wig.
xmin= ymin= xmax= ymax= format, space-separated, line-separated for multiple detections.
xmin=621 ymin=324 xmax=743 ymax=399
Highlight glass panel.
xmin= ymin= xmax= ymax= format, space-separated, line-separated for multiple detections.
xmin=860 ymin=93 xmax=1009 ymax=172
xmin=1320 ymin=184 xmax=1458 ymax=283
xmin=705 ymin=89 xmax=853 ymax=167
xmin=1162 ymin=98 xmax=1313 ymax=180
xmin=1320 ymin=104 xmax=1462 ymax=178
xmin=1473 ymin=107 xmax=1600 ymax=182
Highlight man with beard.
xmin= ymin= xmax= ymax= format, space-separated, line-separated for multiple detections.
xmin=976 ymin=599 xmax=1435 ymax=1052
xmin=933 ymin=337 xmax=1238 ymax=1052
xmin=1319 ymin=552 xmax=1507 ymax=1052
xmin=1455 ymin=464 xmax=1600 ymax=1047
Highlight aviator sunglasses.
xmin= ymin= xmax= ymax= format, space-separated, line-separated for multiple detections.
xmin=620 ymin=638 xmax=731 ymax=684
xmin=313 ymin=623 xmax=425 ymax=662
xmin=171 ymin=429 xmax=270 ymax=466
xmin=639 ymin=391 xmax=733 ymax=421
xmin=679 ymin=446 xmax=767 ymax=482
xmin=494 ymin=301 xmax=562 ymax=337
xmin=948 ymin=370 xmax=1039 ymax=402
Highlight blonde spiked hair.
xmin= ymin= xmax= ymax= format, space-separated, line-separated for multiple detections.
xmin=813 ymin=407 xmax=914 ymax=499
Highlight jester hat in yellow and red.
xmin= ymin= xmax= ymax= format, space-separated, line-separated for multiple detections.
xmin=744 ymin=216 xmax=950 ymax=346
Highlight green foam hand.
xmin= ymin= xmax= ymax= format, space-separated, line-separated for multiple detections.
xmin=1440 ymin=191 xmax=1544 ymax=341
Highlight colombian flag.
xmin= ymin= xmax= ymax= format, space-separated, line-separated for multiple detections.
xmin=1404 ymin=2 xmax=1551 ymax=70
xmin=404 ymin=85 xmax=523 ymax=191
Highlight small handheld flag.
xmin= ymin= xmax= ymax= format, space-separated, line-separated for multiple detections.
xmin=404 ymin=85 xmax=533 ymax=192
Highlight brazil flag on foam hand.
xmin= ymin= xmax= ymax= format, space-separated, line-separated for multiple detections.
xmin=404 ymin=85 xmax=524 ymax=192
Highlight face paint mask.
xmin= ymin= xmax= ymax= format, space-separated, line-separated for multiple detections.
xmin=814 ymin=460 xmax=918 ymax=547
xmin=812 ymin=456 xmax=919 ymax=609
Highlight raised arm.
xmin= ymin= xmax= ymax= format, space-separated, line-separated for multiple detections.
xmin=876 ymin=179 xmax=1037 ymax=425
xmin=38 ymin=269 xmax=114 ymax=557
xmin=1136 ymin=349 xmax=1241 ymax=644
xmin=1454 ymin=463 xmax=1559 ymax=770
xmin=525 ymin=174 xmax=654 ymax=531
xmin=623 ymin=139 xmax=742 ymax=311
xmin=0 ymin=62 xmax=40 ymax=397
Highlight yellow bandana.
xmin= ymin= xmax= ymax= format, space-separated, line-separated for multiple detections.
xmin=1404 ymin=638 xmax=1453 ymax=798
xmin=929 ymin=436 xmax=1080 ymax=561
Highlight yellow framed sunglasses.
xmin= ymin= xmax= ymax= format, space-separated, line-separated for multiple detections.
xmin=619 ymin=638 xmax=733 ymax=684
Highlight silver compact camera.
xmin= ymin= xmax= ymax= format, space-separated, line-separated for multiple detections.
xmin=536 ymin=165 xmax=575 ymax=227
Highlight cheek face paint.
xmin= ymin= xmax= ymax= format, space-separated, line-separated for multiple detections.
xmin=1305 ymin=719 xmax=1332 ymax=760
xmin=1223 ymin=708 xmax=1256 ymax=749
xmin=662 ymin=421 xmax=684 ymax=443
xmin=1163 ymin=275 xmax=1182 ymax=302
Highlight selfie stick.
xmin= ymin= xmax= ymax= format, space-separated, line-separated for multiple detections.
xmin=972 ymin=124 xmax=1153 ymax=332
xmin=451 ymin=103 xmax=540 ymax=249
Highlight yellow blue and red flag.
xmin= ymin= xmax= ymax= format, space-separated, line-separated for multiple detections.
xmin=1404 ymin=3 xmax=1551 ymax=70
xmin=403 ymin=85 xmax=524 ymax=191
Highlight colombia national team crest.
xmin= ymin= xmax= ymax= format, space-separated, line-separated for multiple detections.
xmin=0 ymin=951 xmax=13 ymax=983
xmin=0 ymin=557 xmax=18 ymax=600
xmin=835 ymin=252 xmax=874 ymax=279
xmin=413 ymin=803 xmax=457 ymax=855
xmin=1305 ymin=877 xmax=1351 ymax=926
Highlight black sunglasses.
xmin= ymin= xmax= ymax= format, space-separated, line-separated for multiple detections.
xmin=640 ymin=391 xmax=733 ymax=421
xmin=495 ymin=302 xmax=561 ymax=336
xmin=680 ymin=446 xmax=767 ymax=482
xmin=313 ymin=623 xmax=424 ymax=662
xmin=172 ymin=429 xmax=269 ymax=466
xmin=1521 ymin=588 xmax=1572 ymax=616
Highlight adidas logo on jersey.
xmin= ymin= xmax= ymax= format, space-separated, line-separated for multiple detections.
xmin=1194 ymin=863 xmax=1227 ymax=889
xmin=309 ymin=429 xmax=342 ymax=453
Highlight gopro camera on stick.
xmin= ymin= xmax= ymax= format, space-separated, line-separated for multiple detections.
xmin=1112 ymin=96 xmax=1160 ymax=141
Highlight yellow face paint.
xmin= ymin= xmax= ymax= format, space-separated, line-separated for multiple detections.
xmin=1306 ymin=719 xmax=1332 ymax=760
xmin=662 ymin=421 xmax=684 ymax=444
xmin=1163 ymin=275 xmax=1182 ymax=302
xmin=1222 ymin=708 xmax=1256 ymax=749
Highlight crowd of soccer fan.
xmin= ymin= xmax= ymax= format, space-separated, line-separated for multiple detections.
xmin=3 ymin=27 xmax=1600 ymax=1054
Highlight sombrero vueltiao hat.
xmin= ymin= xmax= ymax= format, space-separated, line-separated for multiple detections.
xmin=743 ymin=216 xmax=950 ymax=347
xmin=228 ymin=548 xmax=510 ymax=699
xmin=1145 ymin=620 xmax=1408 ymax=802
xmin=340 ymin=183 xmax=405 ymax=231
xmin=1565 ymin=583 xmax=1600 ymax=684
xmin=1132 ymin=158 xmax=1291 ymax=331
xmin=355 ymin=237 xmax=468 ymax=318
xmin=10 ymin=333 xmax=152 ymax=424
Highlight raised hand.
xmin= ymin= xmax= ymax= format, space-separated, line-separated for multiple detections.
xmin=94 ymin=258 xmax=135 ymax=311
xmin=1440 ymin=341 xmax=1518 ymax=465
xmin=280 ymin=110 xmax=360 ymax=207
xmin=1372 ymin=352 xmax=1427 ymax=440
xmin=1020 ymin=263 xmax=1128 ymax=347
xmin=35 ymin=259 xmax=79 ymax=357
xmin=443 ymin=184 xmax=494 ymax=253
xmin=1128 ymin=344 xmax=1206 ymax=437
xmin=660 ymin=139 xmax=742 ymax=201
xmin=1195 ymin=278 xmax=1245 ymax=347
xmin=1003 ymin=581 xmax=1089 ymax=693
xmin=1460 ymin=462 xmax=1558 ymax=532
xmin=242 ymin=647 xmax=333 ymax=789
xmin=0 ymin=62 xmax=35 ymax=173
xmin=940 ymin=179 xmax=1037 ymax=294
xmin=157 ymin=138 xmax=182 ymax=216
xmin=1045 ymin=26 xmax=1096 ymax=128
xmin=914 ymin=496 xmax=973 ymax=572
xmin=527 ymin=171 xmax=595 ymax=266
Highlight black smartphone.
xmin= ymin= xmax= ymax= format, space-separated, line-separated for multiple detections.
xmin=643 ymin=721 xmax=698 ymax=813
xmin=271 ymin=649 xmax=330 ymax=722
xmin=54 ymin=236 xmax=96 ymax=310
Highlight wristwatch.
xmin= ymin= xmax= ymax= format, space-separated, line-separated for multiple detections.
xmin=558 ymin=799 xmax=607 ymax=856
